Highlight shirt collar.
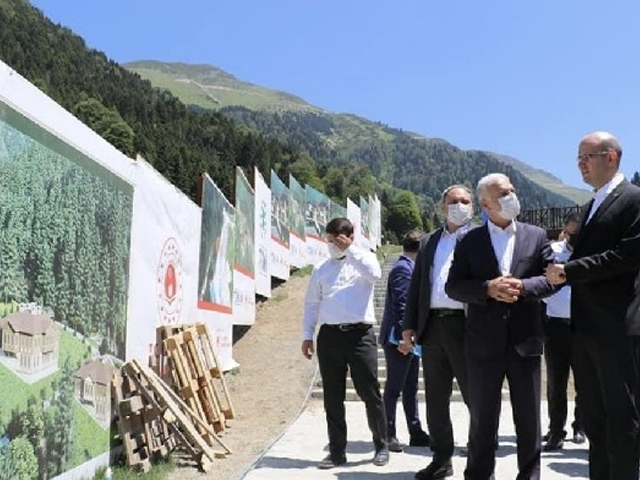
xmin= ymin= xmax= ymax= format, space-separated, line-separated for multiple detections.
xmin=442 ymin=222 xmax=471 ymax=239
xmin=487 ymin=219 xmax=516 ymax=235
xmin=593 ymin=172 xmax=624 ymax=201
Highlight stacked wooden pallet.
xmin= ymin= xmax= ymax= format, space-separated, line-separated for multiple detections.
xmin=113 ymin=323 xmax=234 ymax=472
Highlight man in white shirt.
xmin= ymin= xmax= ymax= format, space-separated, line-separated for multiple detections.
xmin=301 ymin=217 xmax=388 ymax=469
xmin=542 ymin=214 xmax=585 ymax=451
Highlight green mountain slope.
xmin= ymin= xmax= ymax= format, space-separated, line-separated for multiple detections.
xmin=127 ymin=61 xmax=589 ymax=205
xmin=125 ymin=60 xmax=318 ymax=112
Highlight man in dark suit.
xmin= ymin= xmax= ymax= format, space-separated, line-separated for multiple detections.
xmin=379 ymin=229 xmax=430 ymax=453
xmin=546 ymin=131 xmax=640 ymax=480
xmin=446 ymin=173 xmax=555 ymax=480
xmin=402 ymin=184 xmax=475 ymax=480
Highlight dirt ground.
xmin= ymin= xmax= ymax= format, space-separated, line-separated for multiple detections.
xmin=166 ymin=274 xmax=316 ymax=480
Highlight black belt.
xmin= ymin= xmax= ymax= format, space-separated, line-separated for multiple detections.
xmin=430 ymin=308 xmax=464 ymax=318
xmin=323 ymin=323 xmax=372 ymax=332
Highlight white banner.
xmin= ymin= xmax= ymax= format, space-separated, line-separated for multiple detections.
xmin=254 ymin=168 xmax=272 ymax=297
xmin=270 ymin=170 xmax=290 ymax=280
xmin=233 ymin=167 xmax=256 ymax=325
xmin=347 ymin=197 xmax=366 ymax=249
xmin=126 ymin=158 xmax=203 ymax=361
xmin=306 ymin=236 xmax=329 ymax=266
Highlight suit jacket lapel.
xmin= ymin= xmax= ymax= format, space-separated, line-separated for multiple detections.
xmin=587 ymin=180 xmax=627 ymax=225
xmin=510 ymin=222 xmax=527 ymax=276
xmin=479 ymin=224 xmax=502 ymax=277
xmin=425 ymin=228 xmax=443 ymax=266
xmin=572 ymin=199 xmax=594 ymax=251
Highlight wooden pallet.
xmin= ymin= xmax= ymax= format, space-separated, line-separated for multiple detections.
xmin=162 ymin=324 xmax=235 ymax=435
xmin=120 ymin=359 xmax=230 ymax=472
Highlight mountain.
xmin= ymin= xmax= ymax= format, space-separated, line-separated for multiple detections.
xmin=125 ymin=60 xmax=318 ymax=113
xmin=125 ymin=61 xmax=589 ymax=205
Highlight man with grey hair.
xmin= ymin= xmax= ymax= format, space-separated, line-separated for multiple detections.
xmin=546 ymin=131 xmax=640 ymax=480
xmin=446 ymin=173 xmax=554 ymax=480
xmin=402 ymin=184 xmax=475 ymax=480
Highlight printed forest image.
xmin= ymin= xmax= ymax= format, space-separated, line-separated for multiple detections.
xmin=0 ymin=104 xmax=133 ymax=478
xmin=234 ymin=168 xmax=254 ymax=276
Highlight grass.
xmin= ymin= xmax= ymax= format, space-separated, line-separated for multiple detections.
xmin=291 ymin=265 xmax=313 ymax=278
xmin=92 ymin=460 xmax=174 ymax=480
xmin=376 ymin=244 xmax=402 ymax=263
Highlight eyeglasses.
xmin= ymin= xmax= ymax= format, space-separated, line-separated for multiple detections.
xmin=576 ymin=151 xmax=610 ymax=162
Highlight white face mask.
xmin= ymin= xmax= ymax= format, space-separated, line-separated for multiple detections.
xmin=498 ymin=193 xmax=521 ymax=221
xmin=327 ymin=242 xmax=346 ymax=259
xmin=446 ymin=203 xmax=473 ymax=226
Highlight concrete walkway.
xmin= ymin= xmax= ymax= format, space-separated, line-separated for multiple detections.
xmin=241 ymin=399 xmax=588 ymax=479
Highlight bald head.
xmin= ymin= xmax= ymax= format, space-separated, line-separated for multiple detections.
xmin=577 ymin=131 xmax=622 ymax=190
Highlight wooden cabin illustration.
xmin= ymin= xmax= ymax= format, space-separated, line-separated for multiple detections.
xmin=0 ymin=311 xmax=59 ymax=374
xmin=74 ymin=358 xmax=115 ymax=424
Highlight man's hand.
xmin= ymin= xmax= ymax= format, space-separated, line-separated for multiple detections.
xmin=487 ymin=275 xmax=521 ymax=303
xmin=332 ymin=233 xmax=354 ymax=251
xmin=545 ymin=263 xmax=567 ymax=285
xmin=301 ymin=340 xmax=314 ymax=359
xmin=399 ymin=329 xmax=417 ymax=355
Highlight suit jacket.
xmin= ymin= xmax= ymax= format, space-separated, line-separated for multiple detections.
xmin=379 ymin=254 xmax=414 ymax=345
xmin=403 ymin=226 xmax=475 ymax=344
xmin=564 ymin=180 xmax=640 ymax=336
xmin=445 ymin=222 xmax=555 ymax=360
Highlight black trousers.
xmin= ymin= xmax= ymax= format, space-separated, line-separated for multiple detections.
xmin=543 ymin=318 xmax=582 ymax=436
xmin=382 ymin=343 xmax=422 ymax=438
xmin=465 ymin=348 xmax=541 ymax=480
xmin=317 ymin=324 xmax=387 ymax=457
xmin=422 ymin=313 xmax=468 ymax=463
xmin=572 ymin=331 xmax=640 ymax=480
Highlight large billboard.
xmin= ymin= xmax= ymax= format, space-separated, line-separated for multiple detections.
xmin=126 ymin=158 xmax=202 ymax=362
xmin=254 ymin=168 xmax=271 ymax=298
xmin=0 ymin=78 xmax=133 ymax=478
xmin=305 ymin=185 xmax=330 ymax=265
xmin=270 ymin=170 xmax=290 ymax=280
xmin=233 ymin=167 xmax=256 ymax=325
xmin=288 ymin=174 xmax=307 ymax=268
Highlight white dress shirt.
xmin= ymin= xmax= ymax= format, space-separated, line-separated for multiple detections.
xmin=430 ymin=226 xmax=467 ymax=310
xmin=543 ymin=240 xmax=572 ymax=318
xmin=487 ymin=220 xmax=516 ymax=275
xmin=302 ymin=245 xmax=381 ymax=340
xmin=586 ymin=172 xmax=625 ymax=223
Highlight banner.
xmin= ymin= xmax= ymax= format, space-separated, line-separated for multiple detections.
xmin=254 ymin=168 xmax=271 ymax=298
xmin=360 ymin=196 xmax=372 ymax=249
xmin=126 ymin=158 xmax=202 ymax=363
xmin=306 ymin=185 xmax=330 ymax=265
xmin=196 ymin=174 xmax=237 ymax=371
xmin=0 ymin=62 xmax=134 ymax=480
xmin=330 ymin=199 xmax=347 ymax=222
xmin=270 ymin=170 xmax=290 ymax=280
xmin=288 ymin=174 xmax=308 ymax=268
xmin=233 ymin=167 xmax=256 ymax=325
xmin=347 ymin=197 xmax=366 ymax=249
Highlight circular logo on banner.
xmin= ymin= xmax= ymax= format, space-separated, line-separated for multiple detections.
xmin=157 ymin=237 xmax=183 ymax=324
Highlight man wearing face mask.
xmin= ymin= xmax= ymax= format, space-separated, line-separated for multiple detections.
xmin=301 ymin=217 xmax=389 ymax=469
xmin=445 ymin=173 xmax=555 ymax=480
xmin=402 ymin=185 xmax=475 ymax=480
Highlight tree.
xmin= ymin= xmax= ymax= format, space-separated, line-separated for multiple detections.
xmin=72 ymin=98 xmax=135 ymax=156
xmin=6 ymin=436 xmax=38 ymax=480
xmin=386 ymin=190 xmax=423 ymax=241
xmin=631 ymin=171 xmax=640 ymax=187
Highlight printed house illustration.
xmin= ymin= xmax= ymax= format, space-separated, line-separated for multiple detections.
xmin=0 ymin=311 xmax=60 ymax=374
xmin=74 ymin=358 xmax=115 ymax=424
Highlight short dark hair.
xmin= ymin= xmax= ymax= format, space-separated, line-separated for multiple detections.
xmin=325 ymin=217 xmax=354 ymax=236
xmin=402 ymin=229 xmax=423 ymax=253
xmin=564 ymin=213 xmax=580 ymax=225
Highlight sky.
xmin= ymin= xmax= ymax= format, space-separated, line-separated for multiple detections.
xmin=30 ymin=0 xmax=640 ymax=189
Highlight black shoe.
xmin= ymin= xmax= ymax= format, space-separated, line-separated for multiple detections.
xmin=373 ymin=446 xmax=389 ymax=466
xmin=415 ymin=460 xmax=454 ymax=480
xmin=459 ymin=445 xmax=468 ymax=457
xmin=409 ymin=430 xmax=430 ymax=447
xmin=572 ymin=430 xmax=586 ymax=444
xmin=317 ymin=453 xmax=346 ymax=469
xmin=543 ymin=434 xmax=564 ymax=452
xmin=387 ymin=436 xmax=405 ymax=452
xmin=542 ymin=431 xmax=551 ymax=442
